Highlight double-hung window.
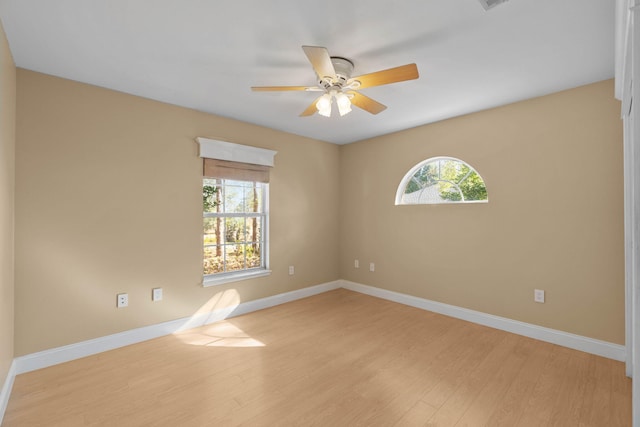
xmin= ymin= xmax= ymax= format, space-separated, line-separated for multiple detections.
xmin=198 ymin=138 xmax=276 ymax=286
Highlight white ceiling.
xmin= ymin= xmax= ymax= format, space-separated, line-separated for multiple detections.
xmin=0 ymin=0 xmax=615 ymax=144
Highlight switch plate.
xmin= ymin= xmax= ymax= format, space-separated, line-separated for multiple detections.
xmin=288 ymin=266 xmax=295 ymax=275
xmin=369 ymin=262 xmax=375 ymax=272
xmin=117 ymin=293 xmax=128 ymax=308
xmin=354 ymin=259 xmax=359 ymax=268
xmin=534 ymin=289 xmax=545 ymax=303
xmin=152 ymin=288 xmax=162 ymax=302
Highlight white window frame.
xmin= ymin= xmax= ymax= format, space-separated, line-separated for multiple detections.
xmin=203 ymin=178 xmax=270 ymax=286
xmin=197 ymin=137 xmax=277 ymax=287
xmin=395 ymin=156 xmax=488 ymax=205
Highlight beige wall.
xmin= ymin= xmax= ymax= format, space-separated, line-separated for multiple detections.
xmin=0 ymin=20 xmax=15 ymax=383
xmin=339 ymin=80 xmax=625 ymax=344
xmin=13 ymin=70 xmax=625 ymax=356
xmin=15 ymin=70 xmax=340 ymax=355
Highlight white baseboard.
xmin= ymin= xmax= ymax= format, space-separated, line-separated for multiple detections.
xmin=340 ymin=280 xmax=626 ymax=362
xmin=14 ymin=280 xmax=341 ymax=375
xmin=7 ymin=278 xmax=625 ymax=383
xmin=0 ymin=360 xmax=16 ymax=425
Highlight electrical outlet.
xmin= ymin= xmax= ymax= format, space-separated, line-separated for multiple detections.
xmin=369 ymin=262 xmax=375 ymax=272
xmin=534 ymin=289 xmax=545 ymax=303
xmin=117 ymin=293 xmax=128 ymax=308
xmin=152 ymin=288 xmax=162 ymax=302
xmin=288 ymin=266 xmax=295 ymax=275
xmin=354 ymin=259 xmax=359 ymax=268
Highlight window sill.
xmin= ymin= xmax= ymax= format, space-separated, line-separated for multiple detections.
xmin=202 ymin=269 xmax=272 ymax=287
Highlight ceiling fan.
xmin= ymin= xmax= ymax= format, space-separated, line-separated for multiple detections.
xmin=251 ymin=46 xmax=419 ymax=118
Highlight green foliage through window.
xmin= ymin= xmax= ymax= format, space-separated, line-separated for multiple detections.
xmin=203 ymin=185 xmax=219 ymax=211
xmin=397 ymin=157 xmax=488 ymax=204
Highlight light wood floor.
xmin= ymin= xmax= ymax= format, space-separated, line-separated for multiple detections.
xmin=4 ymin=289 xmax=632 ymax=426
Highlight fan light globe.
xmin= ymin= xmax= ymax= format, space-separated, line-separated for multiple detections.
xmin=316 ymin=94 xmax=332 ymax=117
xmin=335 ymin=92 xmax=352 ymax=116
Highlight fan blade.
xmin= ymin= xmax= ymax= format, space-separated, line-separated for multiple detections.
xmin=300 ymin=96 xmax=321 ymax=117
xmin=351 ymin=63 xmax=419 ymax=89
xmin=251 ymin=86 xmax=320 ymax=91
xmin=348 ymin=91 xmax=387 ymax=115
xmin=302 ymin=46 xmax=337 ymax=81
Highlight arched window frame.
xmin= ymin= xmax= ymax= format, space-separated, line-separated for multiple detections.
xmin=395 ymin=156 xmax=488 ymax=205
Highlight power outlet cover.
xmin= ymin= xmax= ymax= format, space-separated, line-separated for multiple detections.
xmin=117 ymin=293 xmax=128 ymax=308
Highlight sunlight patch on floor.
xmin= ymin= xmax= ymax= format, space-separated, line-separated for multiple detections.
xmin=176 ymin=288 xmax=241 ymax=331
xmin=173 ymin=289 xmax=265 ymax=347
xmin=175 ymin=321 xmax=265 ymax=347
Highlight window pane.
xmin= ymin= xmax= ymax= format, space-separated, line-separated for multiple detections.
xmin=458 ymin=171 xmax=485 ymax=201
xmin=402 ymin=183 xmax=444 ymax=204
xmin=204 ymin=217 xmax=225 ymax=245
xmin=224 ymin=217 xmax=246 ymax=243
xmin=238 ymin=217 xmax=248 ymax=242
xmin=249 ymin=184 xmax=262 ymax=213
xmin=224 ymin=244 xmax=245 ymax=272
xmin=438 ymin=181 xmax=463 ymax=201
xmin=204 ymin=245 xmax=223 ymax=275
xmin=203 ymin=179 xmax=221 ymax=214
xmin=223 ymin=187 xmax=238 ymax=213
xmin=421 ymin=164 xmax=439 ymax=185
xmin=247 ymin=243 xmax=262 ymax=268
xmin=223 ymin=182 xmax=249 ymax=213
xmin=204 ymin=218 xmax=215 ymax=244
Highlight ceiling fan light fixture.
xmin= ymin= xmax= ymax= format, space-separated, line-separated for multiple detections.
xmin=252 ymin=45 xmax=419 ymax=117
xmin=335 ymin=92 xmax=352 ymax=116
xmin=316 ymin=93 xmax=332 ymax=117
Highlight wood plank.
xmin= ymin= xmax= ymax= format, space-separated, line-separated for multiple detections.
xmin=484 ymin=337 xmax=553 ymax=426
xmin=393 ymin=401 xmax=438 ymax=426
xmin=451 ymin=335 xmax=528 ymax=426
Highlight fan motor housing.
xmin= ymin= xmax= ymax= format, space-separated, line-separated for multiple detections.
xmin=318 ymin=56 xmax=354 ymax=88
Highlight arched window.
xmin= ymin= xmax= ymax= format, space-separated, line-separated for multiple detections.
xmin=395 ymin=157 xmax=488 ymax=205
